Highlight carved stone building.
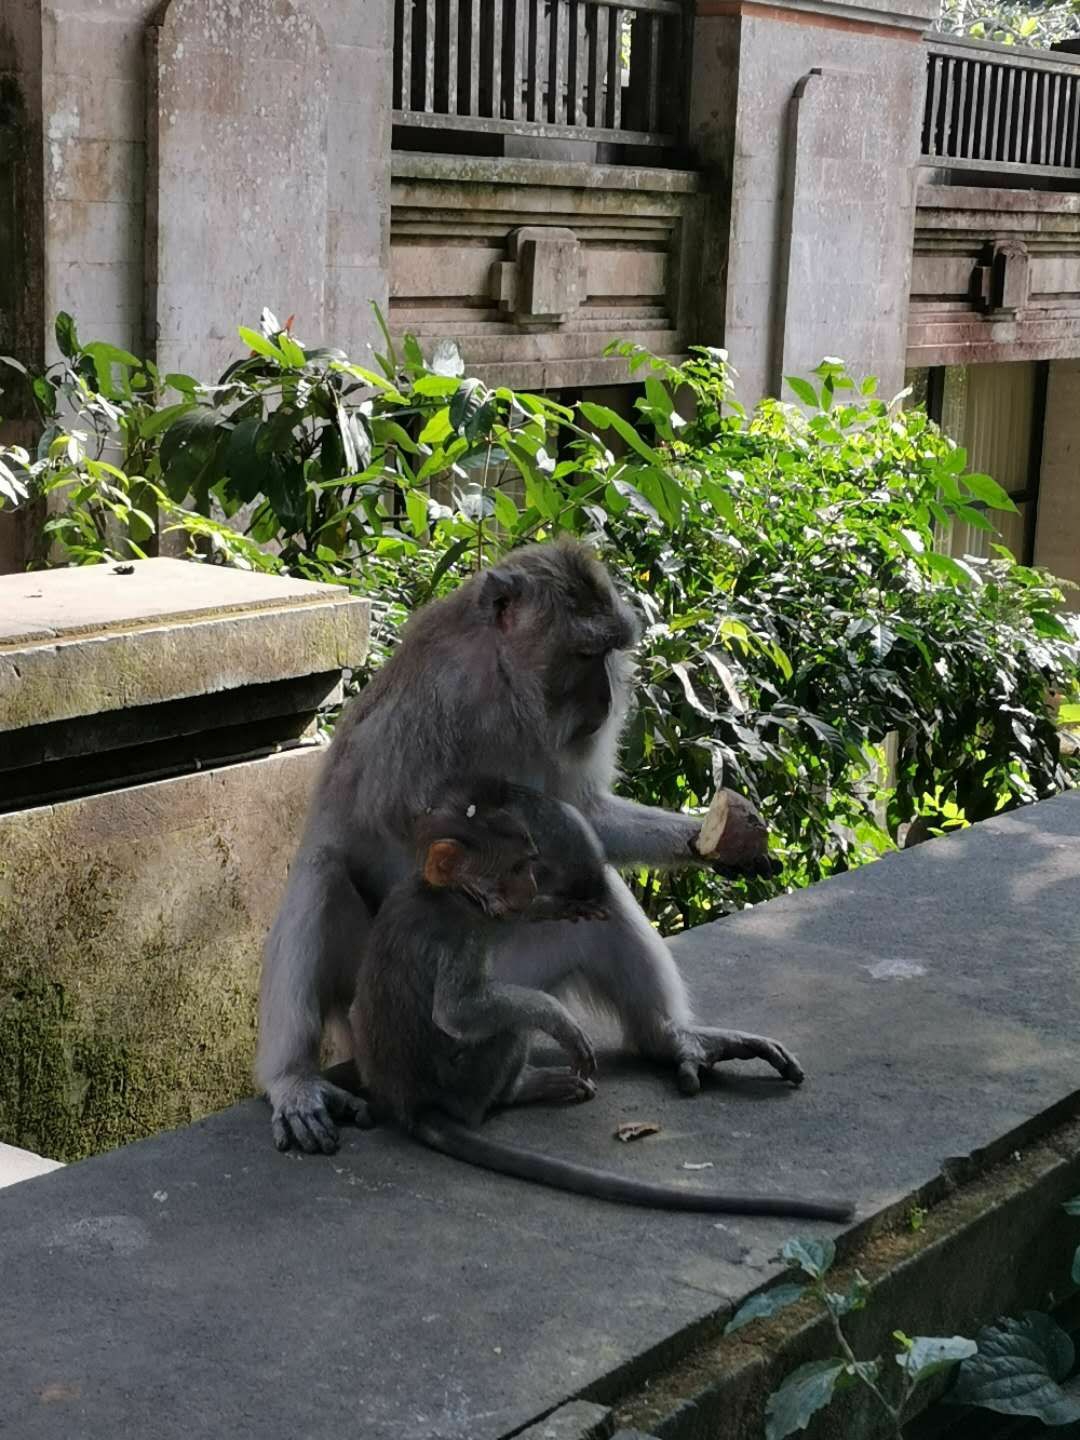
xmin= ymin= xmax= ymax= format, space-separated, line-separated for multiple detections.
xmin=4 ymin=0 xmax=1080 ymax=587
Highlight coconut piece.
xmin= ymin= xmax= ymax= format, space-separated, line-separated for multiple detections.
xmin=695 ymin=789 xmax=768 ymax=861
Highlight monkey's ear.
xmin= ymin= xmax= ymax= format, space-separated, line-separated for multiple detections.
xmin=423 ymin=839 xmax=464 ymax=888
xmin=479 ymin=567 xmax=523 ymax=631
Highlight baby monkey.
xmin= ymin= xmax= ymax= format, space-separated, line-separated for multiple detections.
xmin=351 ymin=778 xmax=854 ymax=1224
xmin=351 ymin=777 xmax=605 ymax=1132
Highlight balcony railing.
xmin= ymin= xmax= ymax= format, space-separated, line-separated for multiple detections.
xmin=392 ymin=0 xmax=687 ymax=148
xmin=923 ymin=34 xmax=1080 ymax=179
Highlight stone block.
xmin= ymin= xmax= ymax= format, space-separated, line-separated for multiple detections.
xmin=148 ymin=0 xmax=330 ymax=377
xmin=0 ymin=558 xmax=367 ymax=734
xmin=0 ymin=747 xmax=324 ymax=1160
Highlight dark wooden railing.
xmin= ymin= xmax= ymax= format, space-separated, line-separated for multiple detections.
xmin=924 ymin=34 xmax=1080 ymax=178
xmin=393 ymin=0 xmax=687 ymax=147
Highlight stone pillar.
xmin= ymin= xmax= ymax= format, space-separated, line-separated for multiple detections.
xmin=1033 ymin=358 xmax=1080 ymax=606
xmin=688 ymin=0 xmax=936 ymax=406
xmin=0 ymin=560 xmax=368 ymax=1160
xmin=147 ymin=0 xmax=330 ymax=379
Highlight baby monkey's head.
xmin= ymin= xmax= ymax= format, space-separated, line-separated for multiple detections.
xmin=416 ymin=778 xmax=608 ymax=924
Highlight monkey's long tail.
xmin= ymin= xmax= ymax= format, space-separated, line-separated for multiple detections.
xmin=414 ymin=1118 xmax=854 ymax=1223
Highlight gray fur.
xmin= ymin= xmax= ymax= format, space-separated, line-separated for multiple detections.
xmin=258 ymin=538 xmax=802 ymax=1156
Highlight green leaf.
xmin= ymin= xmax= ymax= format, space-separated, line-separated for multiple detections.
xmin=1063 ymin=1198 xmax=1080 ymax=1216
xmin=949 ymin=1314 xmax=1080 ymax=1425
xmin=277 ymin=332 xmax=307 ymax=369
xmin=55 ymin=311 xmax=80 ymax=359
xmin=141 ymin=401 xmax=197 ymax=438
xmin=725 ymin=1283 xmax=807 ymax=1335
xmin=492 ymin=490 xmax=519 ymax=529
xmin=896 ymin=1336 xmax=977 ymax=1385
xmin=238 ymin=327 xmax=286 ymax=364
xmin=419 ymin=408 xmax=453 ymax=446
xmin=780 ymin=1237 xmax=835 ymax=1279
xmin=405 ymin=488 xmax=429 ymax=538
xmin=765 ymin=1360 xmax=847 ymax=1440
xmin=785 ymin=377 xmax=819 ymax=409
xmin=926 ymin=551 xmax=974 ymax=587
xmin=824 ymin=1271 xmax=870 ymax=1317
xmin=413 ymin=375 xmax=461 ymax=398
xmin=578 ymin=401 xmax=664 ymax=465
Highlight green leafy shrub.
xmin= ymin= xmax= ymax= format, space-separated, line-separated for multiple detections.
xmin=3 ymin=312 xmax=1077 ymax=933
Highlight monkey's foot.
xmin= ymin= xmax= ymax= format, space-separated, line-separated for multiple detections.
xmin=513 ymin=1066 xmax=598 ymax=1106
xmin=671 ymin=1028 xmax=804 ymax=1095
xmin=268 ymin=1076 xmax=374 ymax=1155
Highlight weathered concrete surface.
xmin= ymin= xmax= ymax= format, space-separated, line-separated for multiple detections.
xmin=0 ymin=745 xmax=326 ymax=1160
xmin=3 ymin=792 xmax=1080 ymax=1438
xmin=1034 ymin=357 xmax=1080 ymax=601
xmin=0 ymin=558 xmax=368 ymax=732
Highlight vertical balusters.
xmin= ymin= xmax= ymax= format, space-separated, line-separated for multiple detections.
xmin=1025 ymin=68 xmax=1036 ymax=163
xmin=646 ymin=13 xmax=662 ymax=133
xmin=1050 ymin=71 xmax=1061 ymax=165
xmin=1070 ymin=74 xmax=1080 ymax=166
xmin=955 ymin=58 xmax=969 ymax=158
xmin=590 ymin=3 xmax=609 ymax=127
xmin=965 ymin=61 xmax=980 ymax=157
xmin=940 ymin=56 xmax=956 ymax=157
xmin=511 ymin=0 xmax=528 ymax=118
xmin=926 ymin=52 xmax=943 ymax=155
xmin=548 ymin=0 xmax=564 ymax=123
xmin=996 ymin=63 xmax=1013 ymax=162
xmin=568 ymin=0 xmax=586 ymax=125
xmin=447 ymin=0 xmax=459 ymax=111
xmin=491 ymin=0 xmax=503 ymax=118
xmin=977 ymin=62 xmax=992 ymax=159
xmin=606 ymin=5 xmax=623 ymax=129
xmin=424 ymin=0 xmax=436 ymax=110
xmin=1003 ymin=66 xmax=1015 ymax=161
xmin=399 ymin=0 xmax=413 ymax=108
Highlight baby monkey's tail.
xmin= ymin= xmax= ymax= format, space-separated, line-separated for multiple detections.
xmin=414 ymin=1116 xmax=855 ymax=1223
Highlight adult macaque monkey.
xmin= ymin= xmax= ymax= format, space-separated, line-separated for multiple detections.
xmin=258 ymin=539 xmax=802 ymax=1155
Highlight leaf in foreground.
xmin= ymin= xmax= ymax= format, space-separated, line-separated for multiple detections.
xmin=781 ymin=1236 xmax=836 ymax=1279
xmin=725 ymin=1282 xmax=807 ymax=1335
xmin=949 ymin=1313 xmax=1080 ymax=1425
xmin=765 ymin=1360 xmax=846 ymax=1440
xmin=896 ymin=1335 xmax=978 ymax=1385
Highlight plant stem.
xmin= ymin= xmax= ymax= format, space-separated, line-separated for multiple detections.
xmin=824 ymin=1303 xmax=904 ymax=1440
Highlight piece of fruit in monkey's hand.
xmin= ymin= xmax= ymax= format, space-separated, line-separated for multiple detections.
xmin=695 ymin=789 xmax=782 ymax=879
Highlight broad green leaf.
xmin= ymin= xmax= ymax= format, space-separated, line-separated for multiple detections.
xmin=765 ymin=1360 xmax=846 ymax=1440
xmin=55 ymin=311 xmax=80 ymax=359
xmin=824 ymin=1271 xmax=870 ymax=1317
xmin=785 ymin=377 xmax=819 ymax=409
xmin=413 ymin=375 xmax=461 ymax=398
xmin=1063 ymin=1197 xmax=1080 ymax=1216
xmin=926 ymin=551 xmax=974 ymax=587
xmin=492 ymin=490 xmax=519 ymax=529
xmin=238 ymin=327 xmax=286 ymax=364
xmin=405 ymin=488 xmax=429 ymax=538
xmin=780 ymin=1237 xmax=835 ymax=1279
xmin=419 ymin=408 xmax=453 ymax=445
xmin=277 ymin=332 xmax=307 ymax=369
xmin=949 ymin=1313 xmax=1080 ymax=1425
xmin=725 ymin=1283 xmax=807 ymax=1335
xmin=141 ymin=401 xmax=197 ymax=438
xmin=578 ymin=401 xmax=664 ymax=465
xmin=896 ymin=1336 xmax=977 ymax=1384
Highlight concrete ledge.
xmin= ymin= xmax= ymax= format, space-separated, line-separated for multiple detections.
xmin=0 ymin=559 xmax=368 ymax=733
xmin=0 ymin=1142 xmax=63 ymax=1189
xmin=3 ymin=793 xmax=1079 ymax=1438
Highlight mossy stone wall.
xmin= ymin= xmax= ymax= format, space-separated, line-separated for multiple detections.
xmin=0 ymin=747 xmax=323 ymax=1160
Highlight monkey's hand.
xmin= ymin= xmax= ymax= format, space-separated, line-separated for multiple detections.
xmin=268 ymin=1076 xmax=374 ymax=1155
xmin=556 ymin=1021 xmax=597 ymax=1081
xmin=672 ymin=1028 xmax=804 ymax=1095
